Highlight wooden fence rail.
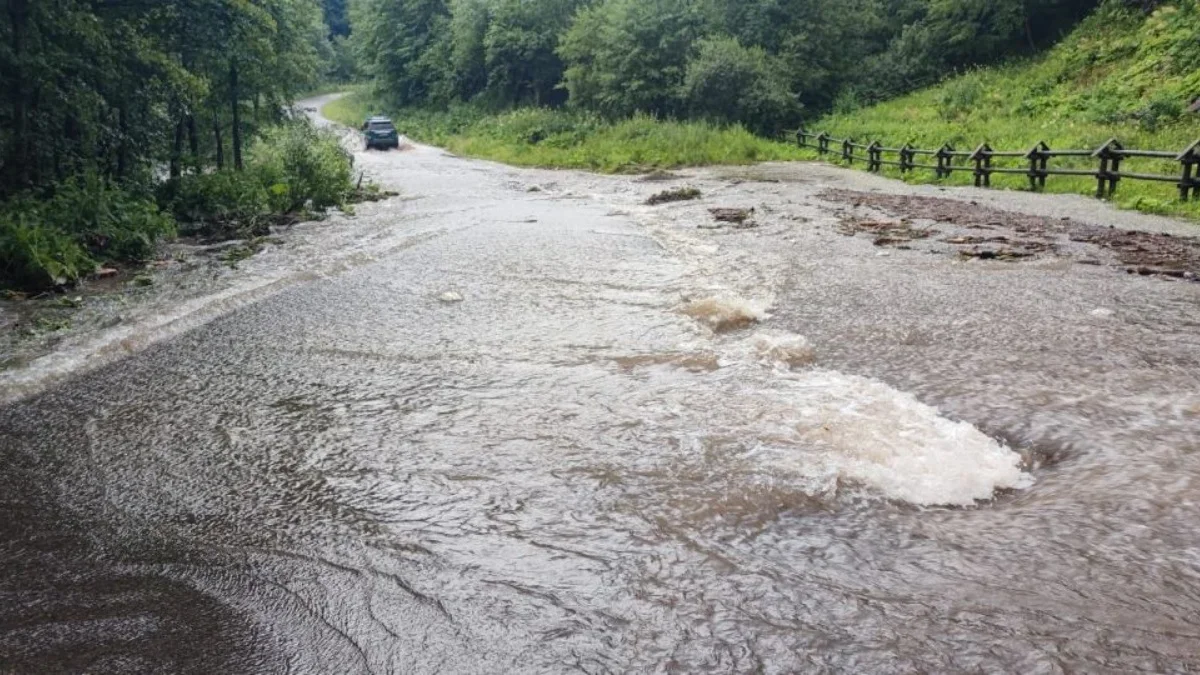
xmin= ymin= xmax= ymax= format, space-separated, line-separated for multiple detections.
xmin=791 ymin=128 xmax=1200 ymax=200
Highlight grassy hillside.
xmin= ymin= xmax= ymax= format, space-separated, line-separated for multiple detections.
xmin=812 ymin=1 xmax=1200 ymax=218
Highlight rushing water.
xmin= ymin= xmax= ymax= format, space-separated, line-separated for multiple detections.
xmin=1 ymin=98 xmax=1199 ymax=673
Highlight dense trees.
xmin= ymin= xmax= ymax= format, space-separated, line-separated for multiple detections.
xmin=348 ymin=0 xmax=1123 ymax=133
xmin=0 ymin=0 xmax=331 ymax=197
xmin=0 ymin=0 xmax=360 ymax=290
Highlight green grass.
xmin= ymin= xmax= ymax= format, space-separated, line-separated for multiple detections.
xmin=324 ymin=92 xmax=808 ymax=173
xmin=805 ymin=1 xmax=1200 ymax=220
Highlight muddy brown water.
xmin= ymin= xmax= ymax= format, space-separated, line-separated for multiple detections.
xmin=2 ymin=96 xmax=1200 ymax=673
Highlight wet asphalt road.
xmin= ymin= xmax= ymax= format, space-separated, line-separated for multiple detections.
xmin=2 ymin=96 xmax=1200 ymax=673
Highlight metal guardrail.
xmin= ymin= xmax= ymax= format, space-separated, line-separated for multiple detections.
xmin=790 ymin=129 xmax=1200 ymax=199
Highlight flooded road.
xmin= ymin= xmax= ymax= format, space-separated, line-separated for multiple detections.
xmin=2 ymin=96 xmax=1200 ymax=673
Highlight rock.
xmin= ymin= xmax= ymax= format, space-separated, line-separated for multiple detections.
xmin=1090 ymin=308 xmax=1116 ymax=318
xmin=132 ymin=275 xmax=153 ymax=287
xmin=96 ymin=267 xmax=119 ymax=278
xmin=439 ymin=291 xmax=464 ymax=303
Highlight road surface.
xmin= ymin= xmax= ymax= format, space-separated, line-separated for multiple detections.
xmin=2 ymin=95 xmax=1199 ymax=673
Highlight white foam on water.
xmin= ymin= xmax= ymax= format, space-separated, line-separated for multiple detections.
xmin=721 ymin=367 xmax=1031 ymax=507
xmin=629 ymin=332 xmax=1032 ymax=507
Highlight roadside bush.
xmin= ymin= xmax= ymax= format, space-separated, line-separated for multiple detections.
xmin=0 ymin=173 xmax=175 ymax=290
xmin=50 ymin=174 xmax=176 ymax=262
xmin=0 ymin=214 xmax=94 ymax=289
xmin=161 ymin=120 xmax=356 ymax=239
xmin=250 ymin=121 xmax=354 ymax=213
xmin=163 ymin=171 xmax=272 ymax=235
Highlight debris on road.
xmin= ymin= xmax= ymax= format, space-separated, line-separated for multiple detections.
xmin=821 ymin=189 xmax=1200 ymax=280
xmin=709 ymin=207 xmax=754 ymax=224
xmin=646 ymin=187 xmax=701 ymax=205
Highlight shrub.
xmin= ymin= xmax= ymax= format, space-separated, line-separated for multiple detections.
xmin=49 ymin=174 xmax=176 ymax=262
xmin=162 ymin=171 xmax=272 ymax=235
xmin=683 ymin=37 xmax=799 ymax=135
xmin=0 ymin=173 xmax=175 ymax=290
xmin=250 ymin=121 xmax=354 ymax=214
xmin=937 ymin=72 xmax=986 ymax=120
xmin=0 ymin=214 xmax=94 ymax=289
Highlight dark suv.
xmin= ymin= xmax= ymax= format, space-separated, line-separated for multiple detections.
xmin=362 ymin=116 xmax=400 ymax=150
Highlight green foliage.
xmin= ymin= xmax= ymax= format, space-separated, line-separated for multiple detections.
xmin=250 ymin=122 xmax=355 ymax=213
xmin=0 ymin=217 xmax=94 ymax=290
xmin=351 ymin=0 xmax=449 ymax=107
xmin=163 ymin=120 xmax=355 ymax=237
xmin=163 ymin=171 xmax=272 ymax=232
xmin=683 ymin=37 xmax=798 ymax=135
xmin=0 ymin=0 xmax=330 ymax=196
xmin=0 ymin=175 xmax=177 ymax=291
xmin=47 ymin=174 xmax=176 ymax=263
xmin=809 ymin=0 xmax=1200 ymax=220
xmin=559 ymin=0 xmax=704 ymax=118
xmin=481 ymin=0 xmax=582 ymax=106
xmin=937 ymin=71 xmax=987 ymax=120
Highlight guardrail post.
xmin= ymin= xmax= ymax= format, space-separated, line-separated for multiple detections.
xmin=817 ymin=132 xmax=830 ymax=155
xmin=1093 ymin=138 xmax=1123 ymax=198
xmin=843 ymin=138 xmax=854 ymax=164
xmin=899 ymin=144 xmax=914 ymax=174
xmin=868 ymin=141 xmax=882 ymax=172
xmin=1176 ymin=140 xmax=1199 ymax=200
xmin=1025 ymin=141 xmax=1050 ymax=191
xmin=970 ymin=143 xmax=993 ymax=187
xmin=935 ymin=144 xmax=954 ymax=179
xmin=796 ymin=128 xmax=807 ymax=148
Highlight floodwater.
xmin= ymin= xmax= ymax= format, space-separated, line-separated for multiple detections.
xmin=2 ymin=96 xmax=1200 ymax=673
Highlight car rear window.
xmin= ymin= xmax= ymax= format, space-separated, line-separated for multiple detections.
xmin=368 ymin=122 xmax=395 ymax=132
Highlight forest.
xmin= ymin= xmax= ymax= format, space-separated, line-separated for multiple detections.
xmin=0 ymin=0 xmax=357 ymax=290
xmin=347 ymin=0 xmax=1107 ymax=132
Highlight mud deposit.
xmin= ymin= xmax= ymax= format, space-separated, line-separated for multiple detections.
xmin=822 ymin=188 xmax=1200 ymax=278
xmin=2 ymin=96 xmax=1200 ymax=673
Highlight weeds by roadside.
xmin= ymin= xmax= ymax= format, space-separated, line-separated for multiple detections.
xmin=2 ymin=118 xmax=386 ymax=293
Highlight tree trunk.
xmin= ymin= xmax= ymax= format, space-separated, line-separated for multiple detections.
xmin=230 ymin=60 xmax=243 ymax=171
xmin=187 ymin=114 xmax=199 ymax=174
xmin=170 ymin=115 xmax=184 ymax=179
xmin=117 ymin=104 xmax=128 ymax=179
xmin=214 ymin=115 xmax=225 ymax=171
xmin=8 ymin=0 xmax=29 ymax=189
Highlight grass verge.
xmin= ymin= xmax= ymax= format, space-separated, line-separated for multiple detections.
xmin=323 ymin=92 xmax=808 ymax=173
